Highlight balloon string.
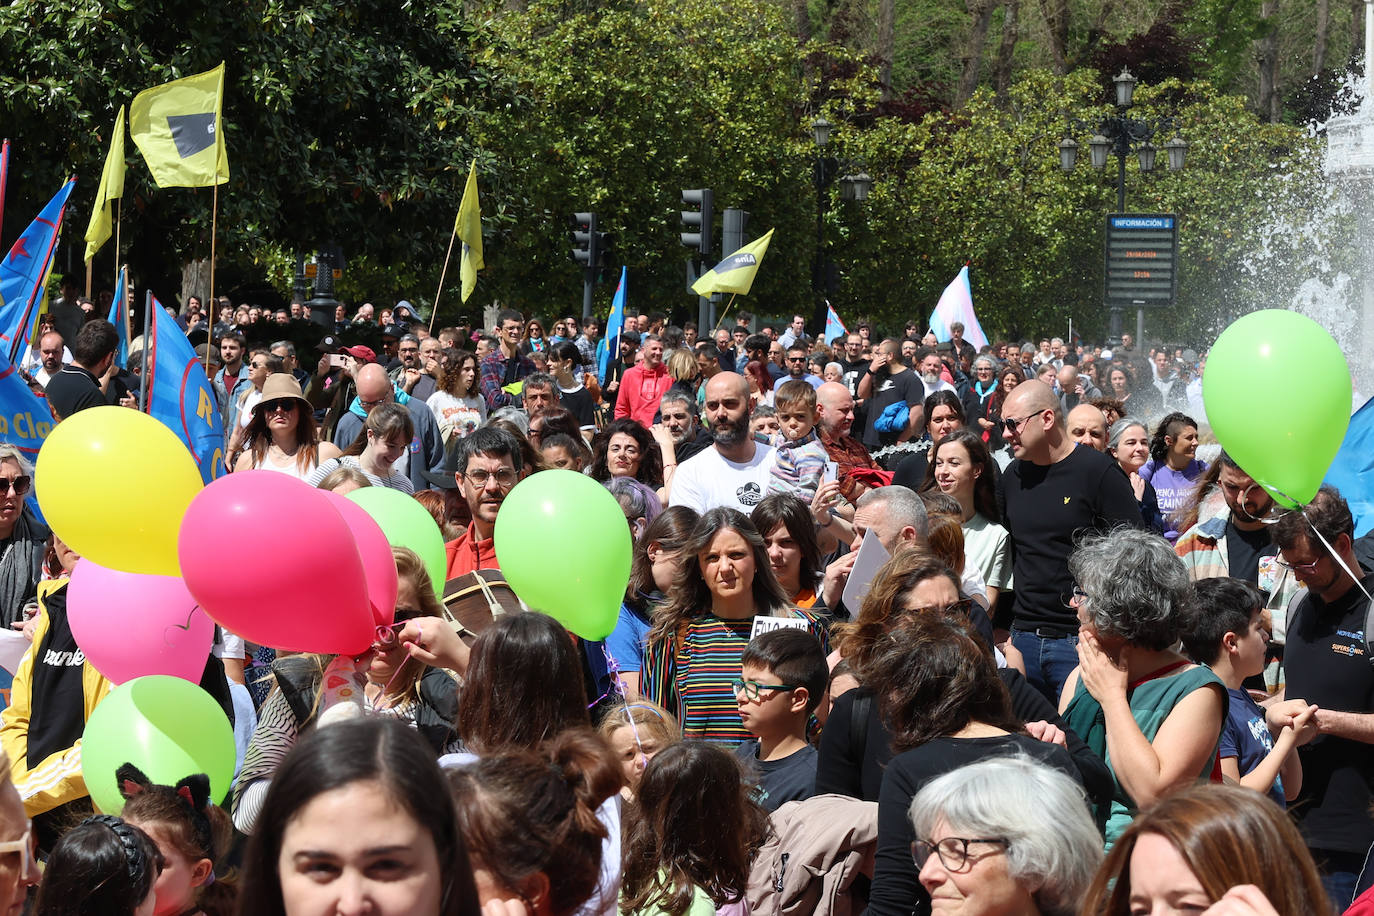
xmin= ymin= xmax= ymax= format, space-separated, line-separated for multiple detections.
xmin=1302 ymin=512 xmax=1374 ymax=604
xmin=586 ymin=642 xmax=628 ymax=710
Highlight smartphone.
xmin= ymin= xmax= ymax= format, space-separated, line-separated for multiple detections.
xmin=327 ymin=353 xmax=347 ymax=368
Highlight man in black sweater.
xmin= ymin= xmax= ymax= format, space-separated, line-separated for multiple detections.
xmin=996 ymin=379 xmax=1141 ymax=703
xmin=44 ymin=320 xmax=132 ymax=420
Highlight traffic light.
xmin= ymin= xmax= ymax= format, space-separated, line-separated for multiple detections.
xmin=680 ymin=189 xmax=713 ymax=256
xmin=722 ymin=208 xmax=749 ymax=257
xmin=595 ymin=230 xmax=615 ymax=284
xmin=570 ymin=211 xmax=599 ymax=269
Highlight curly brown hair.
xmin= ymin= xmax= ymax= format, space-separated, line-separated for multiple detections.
xmin=620 ymin=742 xmax=769 ymax=916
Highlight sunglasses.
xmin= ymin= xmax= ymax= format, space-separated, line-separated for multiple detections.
xmin=260 ymin=399 xmax=297 ymax=414
xmin=0 ymin=476 xmax=31 ymax=497
xmin=0 ymin=822 xmax=36 ymax=884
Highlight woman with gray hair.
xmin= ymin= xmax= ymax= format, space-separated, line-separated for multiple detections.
xmin=1059 ymin=527 xmax=1225 ymax=846
xmin=606 ymin=476 xmax=662 ymax=539
xmin=1106 ymin=417 xmax=1163 ymax=532
xmin=909 ymin=753 xmax=1101 ymax=916
xmin=0 ymin=445 xmax=47 ymax=628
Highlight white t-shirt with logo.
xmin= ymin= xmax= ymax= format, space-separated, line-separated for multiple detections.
xmin=669 ymin=443 xmax=776 ymax=515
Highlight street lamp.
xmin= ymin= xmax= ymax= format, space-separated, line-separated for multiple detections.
xmin=811 ymin=116 xmax=869 ymax=333
xmin=1059 ymin=68 xmax=1188 ymax=340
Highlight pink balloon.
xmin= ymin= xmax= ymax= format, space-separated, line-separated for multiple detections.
xmin=67 ymin=559 xmax=214 ymax=685
xmin=177 ymin=471 xmax=373 ymax=655
xmin=323 ymin=491 xmax=399 ymax=627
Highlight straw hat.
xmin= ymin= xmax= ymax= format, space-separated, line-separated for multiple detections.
xmin=253 ymin=373 xmax=310 ymax=414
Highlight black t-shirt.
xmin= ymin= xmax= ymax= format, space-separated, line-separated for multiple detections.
xmin=868 ymin=734 xmax=1080 ymax=916
xmin=1225 ymin=520 xmax=1276 ymax=583
xmin=26 ymin=585 xmax=86 ymax=768
xmin=734 ymin=740 xmax=817 ymax=813
xmin=839 ymin=358 xmax=869 ymax=398
xmin=558 ymin=385 xmax=596 ymax=429
xmin=996 ymin=446 xmax=1143 ymax=632
xmin=1285 ymin=574 xmax=1374 ymax=854
xmin=861 ymin=369 xmax=923 ymax=449
xmin=44 ymin=365 xmax=106 ymax=419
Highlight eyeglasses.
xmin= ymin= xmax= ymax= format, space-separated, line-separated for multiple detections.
xmin=261 ymin=399 xmax=297 ymax=414
xmin=730 ymin=678 xmax=800 ymax=701
xmin=251 ymin=362 xmax=270 ymax=370
xmin=786 ymin=356 xmax=806 ymax=363
xmin=1002 ymin=412 xmax=1040 ymax=435
xmin=359 ymin=396 xmax=390 ymax=409
xmin=904 ymin=597 xmax=975 ymax=618
xmin=1067 ymin=585 xmax=1090 ymax=608
xmin=912 ymin=836 xmax=1010 ymax=871
xmin=0 ymin=822 xmax=37 ymax=883
xmin=0 ymin=476 xmax=31 ymax=497
xmin=462 ymin=468 xmax=519 ymax=490
xmin=1275 ymin=554 xmax=1323 ymax=574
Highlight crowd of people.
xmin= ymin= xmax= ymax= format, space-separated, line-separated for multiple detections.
xmin=0 ymin=290 xmax=1368 ymax=916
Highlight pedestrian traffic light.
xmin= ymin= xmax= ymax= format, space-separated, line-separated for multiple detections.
xmin=681 ymin=189 xmax=713 ymax=256
xmin=722 ymin=208 xmax=750 ymax=257
xmin=570 ymin=211 xmax=599 ymax=269
xmin=595 ymin=230 xmax=615 ymax=284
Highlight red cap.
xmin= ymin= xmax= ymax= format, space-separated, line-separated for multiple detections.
xmin=340 ymin=345 xmax=376 ymax=363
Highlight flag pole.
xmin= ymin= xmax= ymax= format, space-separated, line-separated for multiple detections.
xmin=429 ymin=221 xmax=459 ymax=335
xmin=85 ymin=258 xmax=93 ymax=297
xmin=139 ymin=289 xmax=153 ymax=409
xmin=204 ymin=183 xmax=218 ymax=372
xmin=712 ymin=294 xmax=739 ymax=333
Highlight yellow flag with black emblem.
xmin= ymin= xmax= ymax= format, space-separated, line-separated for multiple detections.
xmin=129 ymin=63 xmax=229 ymax=188
xmin=691 ymin=228 xmax=775 ymax=297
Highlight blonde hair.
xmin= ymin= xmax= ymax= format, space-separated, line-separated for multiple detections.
xmin=596 ymin=700 xmax=680 ymax=749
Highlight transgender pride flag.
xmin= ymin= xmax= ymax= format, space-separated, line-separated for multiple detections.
xmin=928 ymin=264 xmax=988 ymax=350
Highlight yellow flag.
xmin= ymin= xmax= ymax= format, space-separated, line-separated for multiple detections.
xmin=455 ymin=160 xmax=483 ymax=302
xmin=129 ymin=63 xmax=229 ymax=188
xmin=691 ymin=228 xmax=775 ymax=297
xmin=84 ymin=106 xmax=127 ymax=263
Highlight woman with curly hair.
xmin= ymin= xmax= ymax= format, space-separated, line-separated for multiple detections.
xmin=1138 ymin=410 xmax=1206 ymax=541
xmin=620 ymin=742 xmax=768 ymax=916
xmin=640 ymin=508 xmax=827 ymax=746
xmin=427 ymin=349 xmax=486 ymax=443
xmin=1059 ymin=527 xmax=1225 ymax=846
xmin=588 ymin=418 xmax=665 ymax=490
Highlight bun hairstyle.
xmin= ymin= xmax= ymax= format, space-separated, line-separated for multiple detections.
xmin=34 ymin=814 xmax=163 ymax=916
xmin=448 ymin=728 xmax=622 ymax=916
xmin=118 ymin=763 xmax=237 ymax=916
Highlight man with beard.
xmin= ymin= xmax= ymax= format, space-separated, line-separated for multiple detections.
xmin=915 ymin=347 xmax=956 ymax=400
xmin=1175 ymin=452 xmax=1300 ymax=632
xmin=658 ymin=390 xmax=711 ymax=464
xmin=390 ymin=333 xmax=436 ymax=401
xmin=669 ymin=372 xmax=776 ymax=514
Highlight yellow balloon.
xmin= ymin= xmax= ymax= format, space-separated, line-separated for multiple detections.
xmin=36 ymin=406 xmax=202 ymax=576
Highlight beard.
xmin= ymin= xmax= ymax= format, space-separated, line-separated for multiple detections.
xmin=711 ymin=415 xmax=747 ymax=446
xmin=922 ymin=371 xmax=941 ymax=386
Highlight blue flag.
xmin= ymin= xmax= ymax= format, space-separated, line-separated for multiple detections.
xmin=1324 ymin=396 xmax=1374 ymax=538
xmin=0 ymin=179 xmax=76 ymax=364
xmin=109 ymin=267 xmax=128 ymax=368
xmin=0 ymin=346 xmax=54 ymax=525
xmin=598 ymin=266 xmax=627 ymax=384
xmin=144 ymin=293 xmax=224 ymax=483
xmin=824 ymin=303 xmax=847 ymax=345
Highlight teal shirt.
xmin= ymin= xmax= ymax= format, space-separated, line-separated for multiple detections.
xmin=1064 ymin=663 xmax=1225 ymax=846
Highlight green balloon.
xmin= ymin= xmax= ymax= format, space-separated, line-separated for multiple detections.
xmin=1203 ymin=309 xmax=1351 ymax=507
xmin=494 ymin=470 xmax=631 ymax=640
xmin=81 ymin=675 xmax=236 ymax=815
xmin=347 ymin=487 xmax=447 ymax=592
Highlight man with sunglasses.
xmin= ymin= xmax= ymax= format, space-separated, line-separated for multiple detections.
xmin=1270 ymin=486 xmax=1374 ymax=906
xmin=771 ymin=344 xmax=822 ymax=392
xmin=995 ymin=379 xmax=1141 ymax=703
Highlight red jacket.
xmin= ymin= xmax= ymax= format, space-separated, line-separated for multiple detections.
xmin=445 ymin=522 xmax=499 ymax=580
xmin=613 ymin=363 xmax=672 ymax=427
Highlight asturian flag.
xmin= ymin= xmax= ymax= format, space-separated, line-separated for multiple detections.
xmin=928 ymin=264 xmax=988 ymax=350
xmin=1325 ymin=395 xmax=1374 ymax=538
xmin=598 ymin=266 xmax=627 ymax=384
xmin=143 ymin=292 xmax=225 ymax=482
xmin=0 ymin=178 xmax=76 ymax=363
xmin=109 ymin=267 xmax=129 ymax=368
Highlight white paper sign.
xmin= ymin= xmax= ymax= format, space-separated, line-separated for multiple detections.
xmin=841 ymin=528 xmax=892 ymax=613
xmin=749 ymin=614 xmax=813 ymax=641
xmin=0 ymin=630 xmax=31 ymax=676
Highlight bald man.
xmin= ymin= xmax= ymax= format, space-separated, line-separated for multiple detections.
xmin=669 ymin=372 xmax=776 ymax=513
xmin=333 ymin=363 xmax=446 ymax=492
xmin=995 ymin=379 xmax=1141 ymax=701
xmin=1065 ymin=404 xmax=1108 ymax=452
xmin=816 ymin=381 xmax=879 ymax=502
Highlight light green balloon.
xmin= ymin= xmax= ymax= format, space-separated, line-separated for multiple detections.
xmin=81 ymin=676 xmax=236 ymax=815
xmin=494 ymin=470 xmax=631 ymax=640
xmin=347 ymin=487 xmax=447 ymax=591
xmin=1203 ymin=309 xmax=1351 ymax=507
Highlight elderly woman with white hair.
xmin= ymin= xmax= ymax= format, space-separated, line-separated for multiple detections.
xmin=0 ymin=445 xmax=47 ymax=628
xmin=909 ymin=753 xmax=1102 ymax=916
xmin=1059 ymin=527 xmax=1225 ymax=846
